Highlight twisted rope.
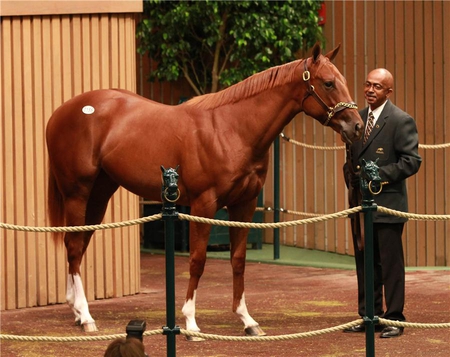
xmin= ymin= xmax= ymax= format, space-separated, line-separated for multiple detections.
xmin=280 ymin=133 xmax=450 ymax=150
xmin=378 ymin=318 xmax=450 ymax=329
xmin=179 ymin=320 xmax=364 ymax=342
xmin=255 ymin=206 xmax=324 ymax=218
xmin=418 ymin=142 xmax=450 ymax=149
xmin=179 ymin=318 xmax=450 ymax=341
xmin=0 ymin=329 xmax=163 ymax=342
xmin=1 ymin=208 xmax=449 ymax=344
xmin=3 ymin=319 xmax=450 ymax=343
xmin=377 ymin=206 xmax=450 ymax=221
xmin=178 ymin=207 xmax=362 ymax=229
xmin=280 ymin=133 xmax=345 ymax=150
xmin=0 ymin=214 xmax=162 ymax=232
xmin=2 ymin=206 xmax=450 ymax=233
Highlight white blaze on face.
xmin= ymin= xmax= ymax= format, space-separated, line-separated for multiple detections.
xmin=182 ymin=290 xmax=200 ymax=332
xmin=235 ymin=293 xmax=258 ymax=328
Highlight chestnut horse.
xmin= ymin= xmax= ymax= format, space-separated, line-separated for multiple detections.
xmin=46 ymin=43 xmax=363 ymax=335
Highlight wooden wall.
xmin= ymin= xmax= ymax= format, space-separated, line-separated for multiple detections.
xmin=1 ymin=3 xmax=142 ymax=310
xmin=136 ymin=0 xmax=449 ymax=267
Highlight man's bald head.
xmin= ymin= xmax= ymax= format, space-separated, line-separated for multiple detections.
xmin=368 ymin=68 xmax=394 ymax=89
xmin=364 ymin=68 xmax=394 ymax=110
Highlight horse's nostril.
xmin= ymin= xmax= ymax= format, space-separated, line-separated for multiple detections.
xmin=356 ymin=123 xmax=362 ymax=136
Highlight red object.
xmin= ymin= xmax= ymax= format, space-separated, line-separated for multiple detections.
xmin=318 ymin=2 xmax=326 ymax=26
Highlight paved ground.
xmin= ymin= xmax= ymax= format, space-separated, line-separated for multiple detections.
xmin=1 ymin=246 xmax=449 ymax=356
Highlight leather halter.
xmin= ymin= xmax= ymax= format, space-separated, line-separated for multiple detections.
xmin=302 ymin=59 xmax=358 ymax=126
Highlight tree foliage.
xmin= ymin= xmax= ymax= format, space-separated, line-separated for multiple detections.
xmin=137 ymin=0 xmax=324 ymax=95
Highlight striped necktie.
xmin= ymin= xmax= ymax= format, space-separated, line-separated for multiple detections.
xmin=363 ymin=112 xmax=375 ymax=144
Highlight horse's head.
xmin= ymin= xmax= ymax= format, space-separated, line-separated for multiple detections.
xmin=161 ymin=165 xmax=180 ymax=203
xmin=301 ymin=43 xmax=364 ymax=144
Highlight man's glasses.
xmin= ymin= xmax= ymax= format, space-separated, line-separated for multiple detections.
xmin=364 ymin=81 xmax=384 ymax=91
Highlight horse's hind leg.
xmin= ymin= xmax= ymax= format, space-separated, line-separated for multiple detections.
xmin=63 ymin=197 xmax=98 ymax=331
xmin=65 ymin=171 xmax=119 ymax=332
xmin=228 ymin=201 xmax=266 ymax=336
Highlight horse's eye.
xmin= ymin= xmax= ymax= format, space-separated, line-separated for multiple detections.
xmin=324 ymin=81 xmax=334 ymax=89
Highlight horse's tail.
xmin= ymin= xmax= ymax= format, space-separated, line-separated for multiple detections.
xmin=47 ymin=166 xmax=65 ymax=244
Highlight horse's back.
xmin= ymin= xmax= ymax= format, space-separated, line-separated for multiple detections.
xmin=46 ymin=89 xmax=169 ymax=142
xmin=48 ymin=89 xmax=160 ymax=123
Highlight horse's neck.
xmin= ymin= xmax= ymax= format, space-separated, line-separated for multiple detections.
xmin=220 ymin=84 xmax=303 ymax=153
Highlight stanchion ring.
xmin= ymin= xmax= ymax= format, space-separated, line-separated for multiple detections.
xmin=368 ymin=181 xmax=383 ymax=195
xmin=163 ymin=188 xmax=180 ymax=203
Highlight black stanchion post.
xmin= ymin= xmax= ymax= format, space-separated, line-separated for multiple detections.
xmin=360 ymin=159 xmax=382 ymax=357
xmin=273 ymin=135 xmax=280 ymax=260
xmin=160 ymin=166 xmax=181 ymax=357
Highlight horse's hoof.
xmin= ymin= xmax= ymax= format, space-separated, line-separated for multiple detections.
xmin=185 ymin=335 xmax=205 ymax=342
xmin=244 ymin=325 xmax=266 ymax=336
xmin=82 ymin=322 xmax=98 ymax=332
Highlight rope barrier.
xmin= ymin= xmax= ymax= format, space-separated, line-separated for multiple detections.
xmin=178 ymin=207 xmax=361 ymax=229
xmin=1 ymin=206 xmax=449 ymax=345
xmin=378 ymin=319 xmax=450 ymax=330
xmin=377 ymin=206 xmax=450 ymax=221
xmin=218 ymin=205 xmax=325 ymax=218
xmin=1 ymin=206 xmax=449 ymax=233
xmin=179 ymin=319 xmax=450 ymax=342
xmin=0 ymin=214 xmax=162 ymax=233
xmin=417 ymin=143 xmax=450 ymax=149
xmin=279 ymin=132 xmax=450 ymax=150
xmin=280 ymin=133 xmax=345 ymax=150
xmin=179 ymin=320 xmax=364 ymax=342
xmin=0 ymin=329 xmax=164 ymax=342
xmin=2 ymin=318 xmax=450 ymax=343
xmin=255 ymin=206 xmax=325 ymax=217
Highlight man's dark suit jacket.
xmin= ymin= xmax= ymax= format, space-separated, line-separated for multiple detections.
xmin=344 ymin=100 xmax=422 ymax=223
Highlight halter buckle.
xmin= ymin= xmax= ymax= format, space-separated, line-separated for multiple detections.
xmin=302 ymin=70 xmax=310 ymax=81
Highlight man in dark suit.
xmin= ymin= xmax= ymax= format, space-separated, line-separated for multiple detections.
xmin=343 ymin=68 xmax=422 ymax=338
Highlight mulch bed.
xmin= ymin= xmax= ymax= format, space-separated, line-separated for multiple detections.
xmin=1 ymin=252 xmax=449 ymax=356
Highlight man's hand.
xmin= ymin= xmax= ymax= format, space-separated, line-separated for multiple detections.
xmin=350 ymin=171 xmax=360 ymax=188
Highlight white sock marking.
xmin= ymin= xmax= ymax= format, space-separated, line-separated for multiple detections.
xmin=182 ymin=290 xmax=200 ymax=332
xmin=235 ymin=293 xmax=258 ymax=328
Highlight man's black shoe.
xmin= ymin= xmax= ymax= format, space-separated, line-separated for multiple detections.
xmin=380 ymin=326 xmax=404 ymax=338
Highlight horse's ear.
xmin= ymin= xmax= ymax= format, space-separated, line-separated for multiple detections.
xmin=312 ymin=42 xmax=321 ymax=63
xmin=361 ymin=158 xmax=367 ymax=167
xmin=161 ymin=165 xmax=166 ymax=173
xmin=324 ymin=43 xmax=341 ymax=62
xmin=175 ymin=164 xmax=180 ymax=172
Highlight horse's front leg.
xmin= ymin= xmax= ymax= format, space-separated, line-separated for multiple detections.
xmin=181 ymin=217 xmax=212 ymax=341
xmin=228 ymin=202 xmax=266 ymax=336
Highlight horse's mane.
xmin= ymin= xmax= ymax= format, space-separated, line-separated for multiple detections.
xmin=186 ymin=59 xmax=304 ymax=109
